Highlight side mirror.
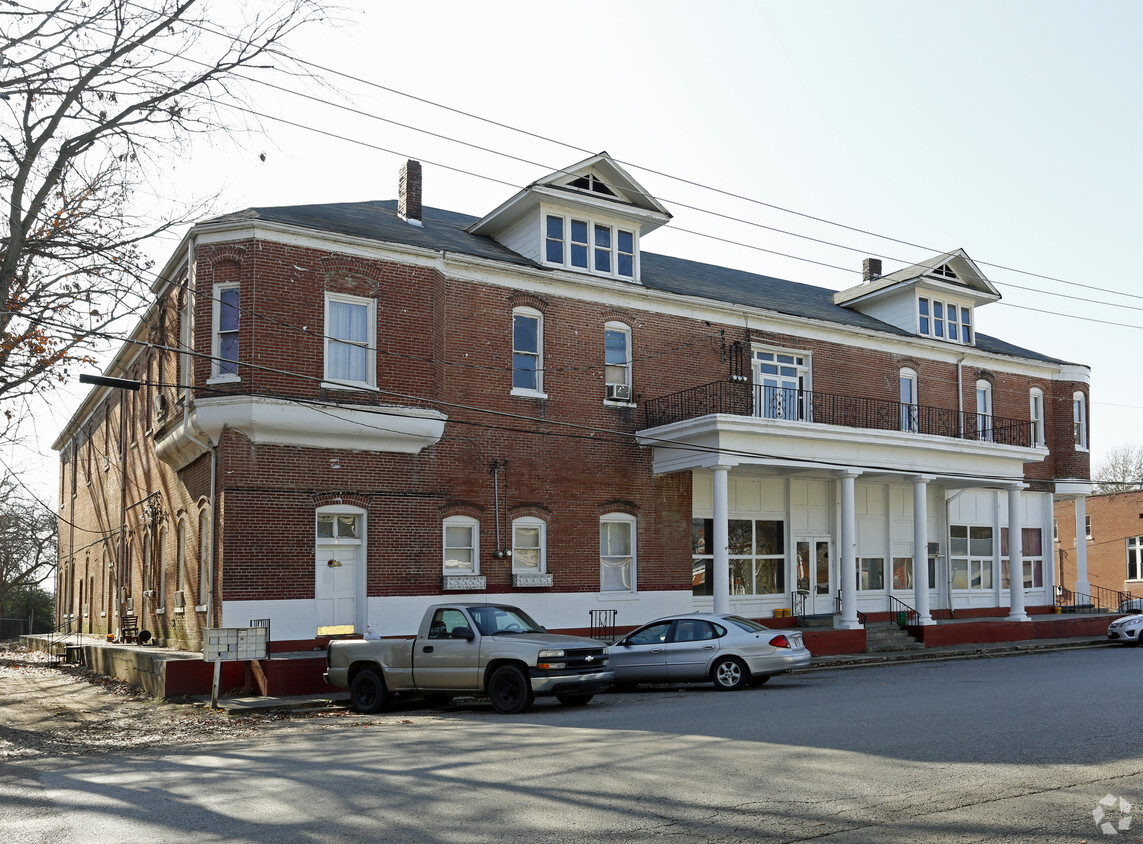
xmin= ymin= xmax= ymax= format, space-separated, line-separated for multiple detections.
xmin=618 ymin=639 xmax=631 ymax=647
xmin=451 ymin=626 xmax=475 ymax=641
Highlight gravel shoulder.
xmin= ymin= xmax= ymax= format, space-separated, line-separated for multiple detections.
xmin=0 ymin=642 xmax=372 ymax=760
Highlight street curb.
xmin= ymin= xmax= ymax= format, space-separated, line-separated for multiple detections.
xmin=796 ymin=638 xmax=1115 ymax=672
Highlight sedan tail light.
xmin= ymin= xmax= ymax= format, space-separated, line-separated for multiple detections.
xmin=769 ymin=634 xmax=792 ymax=649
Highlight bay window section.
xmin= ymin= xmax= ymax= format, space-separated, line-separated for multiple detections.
xmin=211 ymin=283 xmax=240 ymax=381
xmin=512 ymin=308 xmax=544 ymax=395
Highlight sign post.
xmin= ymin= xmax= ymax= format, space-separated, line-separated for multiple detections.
xmin=203 ymin=627 xmax=270 ymax=708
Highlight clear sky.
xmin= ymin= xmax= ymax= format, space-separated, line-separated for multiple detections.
xmin=15 ymin=0 xmax=1143 ymax=502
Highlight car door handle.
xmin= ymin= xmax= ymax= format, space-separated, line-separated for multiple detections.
xmin=423 ymin=646 xmax=434 ymax=653
xmin=649 ymin=648 xmax=662 ymax=654
xmin=703 ymin=645 xmax=715 ymax=650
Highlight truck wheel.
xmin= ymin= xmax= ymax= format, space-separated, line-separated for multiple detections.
xmin=350 ymin=668 xmax=387 ymax=714
xmin=711 ymin=656 xmax=748 ymax=691
xmin=556 ymin=694 xmax=593 ymax=707
xmin=488 ymin=665 xmax=534 ymax=714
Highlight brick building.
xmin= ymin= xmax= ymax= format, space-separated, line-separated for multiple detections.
xmin=54 ymin=154 xmax=1092 ymax=649
xmin=1054 ymin=490 xmax=1143 ymax=602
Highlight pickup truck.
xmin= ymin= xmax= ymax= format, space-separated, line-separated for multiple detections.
xmin=324 ymin=603 xmax=613 ymax=714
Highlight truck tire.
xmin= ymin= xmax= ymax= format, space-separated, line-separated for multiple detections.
xmin=487 ymin=665 xmax=535 ymax=714
xmin=350 ymin=668 xmax=387 ymax=714
xmin=556 ymin=694 xmax=593 ymax=707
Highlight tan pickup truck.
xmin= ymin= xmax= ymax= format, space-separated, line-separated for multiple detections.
xmin=324 ymin=603 xmax=613 ymax=714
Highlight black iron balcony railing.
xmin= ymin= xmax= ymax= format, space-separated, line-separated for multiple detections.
xmin=643 ymin=380 xmax=1034 ymax=448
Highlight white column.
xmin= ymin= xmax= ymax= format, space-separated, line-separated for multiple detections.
xmin=838 ymin=471 xmax=861 ymax=630
xmin=712 ymin=466 xmax=731 ymax=615
xmin=1007 ymin=485 xmax=1029 ymax=622
xmin=1074 ymin=495 xmax=1090 ymax=596
xmin=912 ymin=476 xmax=935 ymax=625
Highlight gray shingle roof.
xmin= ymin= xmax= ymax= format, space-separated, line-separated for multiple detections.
xmin=207 ymin=200 xmax=1069 ymax=366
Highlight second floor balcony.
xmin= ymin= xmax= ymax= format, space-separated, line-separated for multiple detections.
xmin=642 ymin=380 xmax=1035 ymax=449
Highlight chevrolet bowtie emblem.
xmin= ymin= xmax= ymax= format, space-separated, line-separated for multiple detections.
xmin=585 ymin=655 xmax=594 ymax=662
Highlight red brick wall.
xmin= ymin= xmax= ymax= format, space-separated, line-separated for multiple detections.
xmin=1055 ymin=492 xmax=1143 ymax=597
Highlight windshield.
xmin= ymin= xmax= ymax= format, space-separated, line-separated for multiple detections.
xmin=465 ymin=605 xmax=545 ymax=636
xmin=723 ymin=615 xmax=769 ymax=633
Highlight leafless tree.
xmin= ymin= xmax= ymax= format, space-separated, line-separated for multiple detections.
xmin=0 ymin=0 xmax=324 ymax=441
xmin=1093 ymin=444 xmax=1143 ymax=493
xmin=0 ymin=473 xmax=57 ymax=617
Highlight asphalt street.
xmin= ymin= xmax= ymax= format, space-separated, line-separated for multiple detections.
xmin=3 ymin=646 xmax=1142 ymax=843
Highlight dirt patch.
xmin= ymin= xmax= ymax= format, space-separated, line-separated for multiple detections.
xmin=0 ymin=643 xmax=361 ymax=759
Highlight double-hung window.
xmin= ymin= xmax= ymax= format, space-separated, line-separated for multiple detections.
xmin=1001 ymin=527 xmax=1044 ymax=589
xmin=1029 ymin=389 xmax=1045 ymax=447
xmin=512 ymin=517 xmax=546 ymax=574
xmin=600 ymin=514 xmax=636 ymax=592
xmin=443 ymin=517 xmax=479 ymax=574
xmin=918 ymin=296 xmax=973 ymax=344
xmin=1128 ymin=537 xmax=1143 ymax=581
xmin=950 ymin=525 xmax=994 ymax=589
xmin=604 ymin=322 xmax=631 ymax=401
xmin=976 ymin=380 xmax=993 ymax=442
xmin=1073 ymin=392 xmax=1088 ymax=450
xmin=512 ymin=308 xmax=544 ymax=395
xmin=325 ymin=293 xmax=375 ymax=389
xmin=899 ymin=369 xmax=918 ymax=432
xmin=211 ymin=283 xmax=240 ymax=381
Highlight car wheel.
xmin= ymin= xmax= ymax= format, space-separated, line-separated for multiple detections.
xmin=488 ymin=665 xmax=535 ymax=714
xmin=556 ymin=694 xmax=594 ymax=706
xmin=349 ymin=668 xmax=387 ymax=714
xmin=711 ymin=656 xmax=749 ymax=691
xmin=421 ymin=694 xmax=454 ymax=708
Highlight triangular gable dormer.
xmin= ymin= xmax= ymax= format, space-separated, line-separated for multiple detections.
xmin=832 ymin=249 xmax=1001 ymax=345
xmin=467 ymin=152 xmax=671 ymax=283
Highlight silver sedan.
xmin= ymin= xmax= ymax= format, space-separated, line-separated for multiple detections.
xmin=608 ymin=613 xmax=811 ymax=690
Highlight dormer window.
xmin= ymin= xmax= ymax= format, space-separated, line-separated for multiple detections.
xmin=569 ymin=173 xmax=617 ymax=197
xmin=545 ymin=213 xmax=636 ymax=279
xmin=918 ymin=296 xmax=973 ymax=344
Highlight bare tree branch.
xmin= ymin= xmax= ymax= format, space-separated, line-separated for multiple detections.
xmin=0 ymin=0 xmax=325 ymax=443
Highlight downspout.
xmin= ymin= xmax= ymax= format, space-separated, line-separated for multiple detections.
xmin=181 ymin=233 xmax=218 ymax=631
xmin=956 ymin=353 xmax=966 ymax=438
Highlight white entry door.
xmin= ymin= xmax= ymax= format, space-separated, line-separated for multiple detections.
xmin=315 ymin=545 xmax=360 ymax=631
xmin=796 ymin=538 xmax=834 ymax=615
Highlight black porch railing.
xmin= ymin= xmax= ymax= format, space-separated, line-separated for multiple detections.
xmin=1056 ymin=585 xmax=1140 ymax=614
xmin=888 ymin=595 xmax=919 ymax=627
xmin=791 ymin=590 xmax=808 ymax=618
xmin=643 ymin=380 xmax=1034 ymax=448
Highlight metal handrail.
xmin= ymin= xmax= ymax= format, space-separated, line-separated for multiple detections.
xmin=588 ymin=609 xmax=617 ymax=642
xmin=791 ymin=590 xmax=808 ymax=618
xmin=888 ymin=595 xmax=919 ymax=627
xmin=643 ymin=380 xmax=1033 ymax=447
xmin=1056 ymin=585 xmax=1140 ymax=614
xmin=834 ymin=590 xmax=866 ymax=626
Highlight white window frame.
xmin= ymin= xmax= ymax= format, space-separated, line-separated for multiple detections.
xmin=600 ymin=513 xmax=637 ymax=593
xmin=1073 ymin=391 xmax=1088 ymax=451
xmin=975 ymin=380 xmax=993 ymax=442
xmin=323 ymin=292 xmax=377 ymax=390
xmin=511 ymin=516 xmax=546 ymax=574
xmin=1029 ymin=388 xmax=1045 ymax=447
xmin=208 ymin=281 xmax=241 ymax=384
xmin=1128 ymin=537 xmax=1143 ymax=581
xmin=443 ymin=516 xmax=480 ymax=575
xmin=511 ymin=307 xmax=545 ymax=397
xmin=753 ymin=348 xmax=809 ymax=421
xmin=899 ymin=368 xmax=918 ymax=432
xmin=542 ymin=210 xmax=638 ymax=280
xmin=1001 ymin=527 xmax=1044 ymax=590
xmin=604 ymin=321 xmax=632 ymax=400
xmin=950 ymin=525 xmax=994 ymax=590
xmin=917 ymin=295 xmax=973 ymax=345
xmin=1085 ymin=514 xmax=1093 ymax=540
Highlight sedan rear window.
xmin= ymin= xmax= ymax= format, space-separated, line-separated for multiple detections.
xmin=723 ymin=615 xmax=769 ymax=633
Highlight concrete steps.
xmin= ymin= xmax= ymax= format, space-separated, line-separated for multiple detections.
xmin=864 ymin=622 xmax=924 ymax=652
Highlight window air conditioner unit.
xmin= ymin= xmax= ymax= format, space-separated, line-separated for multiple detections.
xmin=606 ymin=383 xmax=631 ymax=402
xmin=927 ymin=542 xmax=941 ymax=557
xmin=173 ymin=590 xmax=186 ymax=608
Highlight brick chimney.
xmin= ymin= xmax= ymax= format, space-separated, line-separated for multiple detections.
xmin=398 ymin=159 xmax=422 ymax=226
xmin=862 ymin=257 xmax=882 ymax=283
